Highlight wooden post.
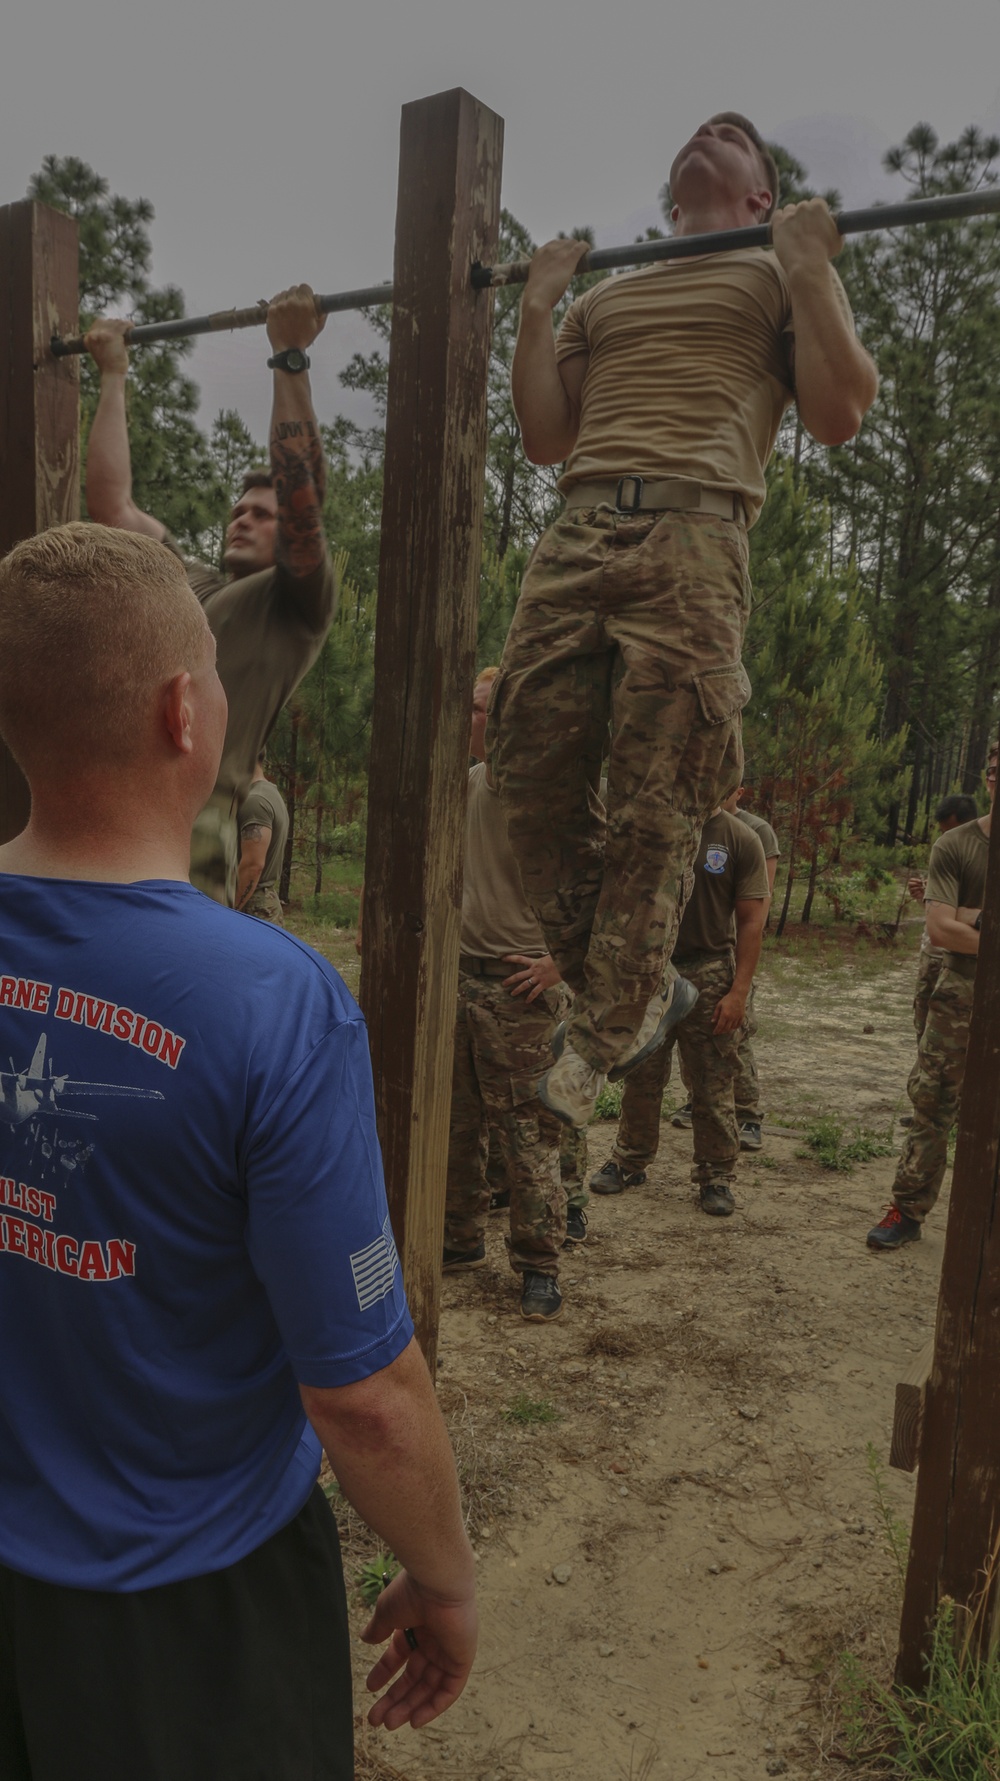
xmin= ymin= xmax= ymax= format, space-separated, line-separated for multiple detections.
xmin=0 ymin=200 xmax=80 ymax=843
xmin=897 ymin=793 xmax=1000 ymax=1686
xmin=359 ymin=90 xmax=503 ymax=1373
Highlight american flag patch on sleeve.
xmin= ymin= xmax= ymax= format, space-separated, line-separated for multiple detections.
xmin=350 ymin=1215 xmax=400 ymax=1313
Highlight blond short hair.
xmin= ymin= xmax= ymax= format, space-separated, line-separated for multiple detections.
xmin=475 ymin=666 xmax=499 ymax=688
xmin=0 ymin=522 xmax=210 ymax=774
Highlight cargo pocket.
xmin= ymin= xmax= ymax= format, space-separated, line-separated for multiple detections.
xmin=692 ymin=661 xmax=752 ymax=726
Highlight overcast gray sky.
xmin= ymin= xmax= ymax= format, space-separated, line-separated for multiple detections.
xmin=4 ymin=0 xmax=999 ymax=439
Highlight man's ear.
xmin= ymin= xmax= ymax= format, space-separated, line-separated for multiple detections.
xmin=162 ymin=671 xmax=194 ymax=754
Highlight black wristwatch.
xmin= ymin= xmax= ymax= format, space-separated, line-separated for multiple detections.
xmin=267 ymin=348 xmax=310 ymax=374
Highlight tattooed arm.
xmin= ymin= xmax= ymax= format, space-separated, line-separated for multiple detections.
xmin=266 ymin=285 xmax=331 ymax=628
xmin=236 ymin=822 xmax=271 ymax=912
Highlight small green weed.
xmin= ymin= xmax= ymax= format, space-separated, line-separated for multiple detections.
xmin=502 ymin=1393 xmax=561 ymax=1427
xmin=801 ymin=1115 xmax=895 ymax=1173
xmin=866 ymin=1440 xmax=909 ymax=1587
xmin=355 ymin=1552 xmax=399 ymax=1607
xmin=592 ymin=1080 xmax=624 ymax=1121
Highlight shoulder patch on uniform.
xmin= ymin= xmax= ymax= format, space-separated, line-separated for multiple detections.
xmin=704 ymin=847 xmax=729 ymax=875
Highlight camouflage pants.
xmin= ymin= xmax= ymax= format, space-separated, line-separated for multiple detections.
xmin=612 ymin=952 xmax=744 ymax=1188
xmin=680 ymin=980 xmax=760 ymax=1119
xmin=445 ymin=971 xmax=566 ymax=1274
xmin=487 ymin=506 xmax=750 ymax=1073
xmin=559 ymin=1126 xmax=589 ymax=1211
xmin=486 ymin=1123 xmax=589 ymax=1212
xmin=190 ymin=792 xmax=239 ymax=906
xmin=912 ymin=945 xmax=945 ymax=1040
xmin=892 ymin=966 xmax=974 ymax=1221
xmin=243 ymin=885 xmax=285 ymax=925
xmin=733 ymin=984 xmax=760 ymax=1121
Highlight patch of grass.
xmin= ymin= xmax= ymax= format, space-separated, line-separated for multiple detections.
xmin=592 ymin=1079 xmax=624 ymax=1121
xmin=800 ymin=1114 xmax=895 ymax=1173
xmin=837 ymin=1599 xmax=1000 ymax=1778
xmin=355 ymin=1552 xmax=399 ymax=1607
xmin=501 ymin=1392 xmax=561 ymax=1427
xmin=300 ymin=887 xmax=361 ymax=928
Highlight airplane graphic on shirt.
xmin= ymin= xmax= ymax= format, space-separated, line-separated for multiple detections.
xmin=0 ymin=1032 xmax=164 ymax=1132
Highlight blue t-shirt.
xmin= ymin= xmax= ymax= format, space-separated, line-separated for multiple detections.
xmin=0 ymin=877 xmax=413 ymax=1591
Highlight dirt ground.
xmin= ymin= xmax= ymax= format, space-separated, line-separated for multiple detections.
xmin=323 ymin=918 xmax=944 ymax=1781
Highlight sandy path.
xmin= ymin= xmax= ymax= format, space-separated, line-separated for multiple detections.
xmin=350 ymin=923 xmax=945 ymax=1781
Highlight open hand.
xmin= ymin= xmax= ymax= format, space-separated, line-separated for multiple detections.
xmin=712 ymin=988 xmax=747 ymax=1035
xmin=362 ymin=1569 xmax=478 ymax=1731
xmin=503 ymin=953 xmax=561 ymax=1004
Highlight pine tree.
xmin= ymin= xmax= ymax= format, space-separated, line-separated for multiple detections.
xmin=27 ymin=156 xmax=227 ymax=551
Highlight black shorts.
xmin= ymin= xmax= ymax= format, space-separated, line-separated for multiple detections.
xmin=0 ymin=1485 xmax=353 ymax=1781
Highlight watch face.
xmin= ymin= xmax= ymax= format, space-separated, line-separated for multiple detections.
xmin=285 ymin=349 xmax=306 ymax=371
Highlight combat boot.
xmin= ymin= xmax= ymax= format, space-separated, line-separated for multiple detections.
xmin=537 ymin=1045 xmax=606 ymax=1128
xmin=607 ymin=976 xmax=699 ymax=1081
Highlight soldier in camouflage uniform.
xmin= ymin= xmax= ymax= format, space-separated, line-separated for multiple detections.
xmin=868 ymin=762 xmax=994 ymax=1250
xmin=443 ymin=673 xmax=570 ymax=1323
xmin=84 ymin=290 xmax=337 ymax=906
xmin=591 ymin=805 xmax=768 ymax=1215
xmin=905 ymin=795 xmax=978 ymax=1045
xmin=486 ymin=115 xmax=875 ymax=1129
xmin=673 ymin=777 xmax=779 ymax=1148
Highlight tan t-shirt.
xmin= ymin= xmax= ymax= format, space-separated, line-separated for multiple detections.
xmin=735 ymin=806 xmax=780 ymax=860
xmin=925 ymin=818 xmax=990 ymax=981
xmin=556 ymin=250 xmax=851 ymax=526
xmin=461 ymin=763 xmax=547 ymax=960
xmin=239 ymin=779 xmax=290 ymax=895
xmin=164 ymin=536 xmax=337 ymax=807
xmin=674 ymin=810 xmax=769 ymax=959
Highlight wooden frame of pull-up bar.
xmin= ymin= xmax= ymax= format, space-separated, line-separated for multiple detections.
xmin=3 ymin=84 xmax=1000 ymax=1692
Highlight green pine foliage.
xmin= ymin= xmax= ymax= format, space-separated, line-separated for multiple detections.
xmin=28 ymin=156 xmax=229 ymax=552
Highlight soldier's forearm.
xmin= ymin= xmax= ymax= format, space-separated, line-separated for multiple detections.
xmin=269 ymin=372 xmax=327 ymax=577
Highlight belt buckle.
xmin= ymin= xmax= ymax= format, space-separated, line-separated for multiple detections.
xmin=615 ymin=475 xmax=644 ymax=513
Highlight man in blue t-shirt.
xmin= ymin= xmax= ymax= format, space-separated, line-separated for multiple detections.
xmin=0 ymin=523 xmax=476 ymax=1781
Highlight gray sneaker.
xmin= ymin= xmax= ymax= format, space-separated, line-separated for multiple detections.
xmin=537 ymin=1045 xmax=606 ymax=1128
xmin=699 ymin=1181 xmax=736 ymax=1218
xmin=739 ymin=1120 xmax=763 ymax=1152
xmin=520 ymin=1271 xmax=563 ymax=1322
xmin=607 ymin=977 xmax=699 ymax=1081
xmin=564 ymin=1206 xmax=589 ymax=1245
xmin=671 ymin=1102 xmax=693 ymax=1129
xmin=589 ymin=1158 xmax=647 ymax=1196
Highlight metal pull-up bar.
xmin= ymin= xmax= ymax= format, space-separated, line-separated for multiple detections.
xmin=49 ymin=186 xmax=1000 ymax=357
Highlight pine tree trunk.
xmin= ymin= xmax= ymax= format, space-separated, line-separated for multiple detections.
xmin=800 ymin=843 xmax=821 ymax=924
xmin=314 ymin=801 xmax=323 ymax=897
xmin=774 ymin=853 xmax=796 ymax=939
xmin=279 ymin=704 xmax=299 ymax=903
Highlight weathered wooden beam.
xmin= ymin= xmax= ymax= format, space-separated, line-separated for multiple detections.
xmin=890 ymin=1337 xmax=935 ymax=1473
xmin=0 ymin=200 xmax=80 ymax=843
xmin=359 ymin=90 xmax=503 ymax=1375
xmin=896 ymin=793 xmax=1000 ymax=1687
